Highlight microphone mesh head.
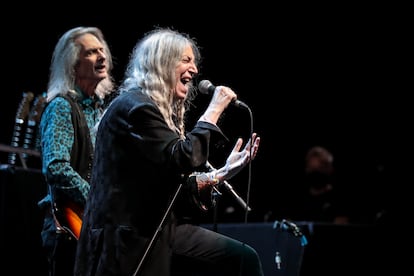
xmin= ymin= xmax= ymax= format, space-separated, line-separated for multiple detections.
xmin=198 ymin=80 xmax=212 ymax=95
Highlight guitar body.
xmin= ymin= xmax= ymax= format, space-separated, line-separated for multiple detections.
xmin=54 ymin=201 xmax=83 ymax=240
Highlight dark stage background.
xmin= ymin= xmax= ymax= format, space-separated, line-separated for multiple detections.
xmin=0 ymin=5 xmax=410 ymax=274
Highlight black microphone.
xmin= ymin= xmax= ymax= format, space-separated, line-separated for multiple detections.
xmin=198 ymin=80 xmax=249 ymax=109
xmin=206 ymin=161 xmax=252 ymax=212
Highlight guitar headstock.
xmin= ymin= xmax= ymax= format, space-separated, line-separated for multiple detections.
xmin=27 ymin=92 xmax=47 ymax=124
xmin=15 ymin=91 xmax=35 ymax=123
xmin=8 ymin=91 xmax=35 ymax=166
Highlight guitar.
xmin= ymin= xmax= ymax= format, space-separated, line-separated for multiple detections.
xmin=53 ymin=201 xmax=84 ymax=240
xmin=22 ymin=92 xmax=47 ymax=161
xmin=8 ymin=91 xmax=35 ymax=166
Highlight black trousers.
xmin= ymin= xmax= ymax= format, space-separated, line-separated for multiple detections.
xmin=41 ymin=214 xmax=77 ymax=276
xmin=169 ymin=224 xmax=264 ymax=276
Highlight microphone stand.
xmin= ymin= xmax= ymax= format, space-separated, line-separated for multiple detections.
xmin=206 ymin=161 xmax=251 ymax=212
xmin=132 ymin=183 xmax=183 ymax=276
xmin=211 ymin=187 xmax=222 ymax=233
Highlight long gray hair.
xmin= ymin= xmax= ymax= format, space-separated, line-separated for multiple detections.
xmin=120 ymin=27 xmax=201 ymax=138
xmin=46 ymin=26 xmax=115 ymax=102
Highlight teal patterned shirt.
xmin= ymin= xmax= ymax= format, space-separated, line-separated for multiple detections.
xmin=39 ymin=89 xmax=103 ymax=206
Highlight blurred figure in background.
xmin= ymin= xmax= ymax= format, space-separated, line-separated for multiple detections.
xmin=291 ymin=146 xmax=350 ymax=224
